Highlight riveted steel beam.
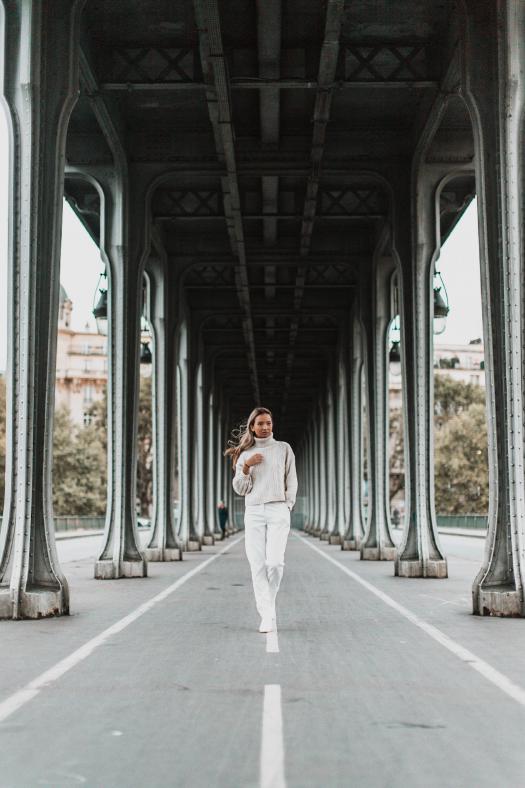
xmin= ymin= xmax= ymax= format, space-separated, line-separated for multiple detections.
xmin=192 ymin=0 xmax=260 ymax=402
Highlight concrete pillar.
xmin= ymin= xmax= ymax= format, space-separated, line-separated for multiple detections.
xmin=194 ymin=362 xmax=210 ymax=544
xmin=360 ymin=267 xmax=397 ymax=562
xmin=332 ymin=349 xmax=350 ymax=544
xmin=343 ymin=315 xmax=365 ymax=550
xmin=394 ymin=175 xmax=447 ymax=578
xmin=94 ymin=172 xmax=148 ymax=579
xmin=311 ymin=415 xmax=322 ymax=536
xmin=214 ymin=401 xmax=224 ymax=537
xmin=462 ymin=1 xmax=525 ymax=615
xmin=206 ymin=391 xmax=221 ymax=541
xmin=303 ymin=429 xmax=313 ymax=532
xmin=224 ymin=414 xmax=236 ymax=533
xmin=176 ymin=321 xmax=200 ymax=550
xmin=318 ymin=398 xmax=331 ymax=540
xmin=327 ymin=382 xmax=341 ymax=545
xmin=0 ymin=0 xmax=84 ymax=617
xmin=144 ymin=258 xmax=182 ymax=562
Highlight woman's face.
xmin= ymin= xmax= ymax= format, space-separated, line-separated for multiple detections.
xmin=252 ymin=413 xmax=273 ymax=438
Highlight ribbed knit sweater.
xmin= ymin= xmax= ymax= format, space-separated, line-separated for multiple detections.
xmin=232 ymin=434 xmax=298 ymax=510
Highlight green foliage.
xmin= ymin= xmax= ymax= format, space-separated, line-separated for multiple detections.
xmin=52 ymin=407 xmax=107 ymax=516
xmin=434 ymin=374 xmax=485 ymax=428
xmin=389 ymin=374 xmax=488 ymax=514
xmin=0 ymin=375 xmax=153 ymax=518
xmin=434 ymin=402 xmax=488 ymax=515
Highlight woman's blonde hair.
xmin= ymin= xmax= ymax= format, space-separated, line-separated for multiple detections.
xmin=224 ymin=407 xmax=273 ymax=468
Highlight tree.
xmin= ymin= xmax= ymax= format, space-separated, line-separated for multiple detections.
xmin=434 ymin=402 xmax=489 ymax=514
xmin=53 ymin=407 xmax=107 ymax=516
xmin=136 ymin=376 xmax=153 ymax=517
xmin=434 ymin=374 xmax=485 ymax=428
xmin=388 ymin=374 xmax=488 ymax=514
xmin=389 ymin=407 xmax=404 ymax=502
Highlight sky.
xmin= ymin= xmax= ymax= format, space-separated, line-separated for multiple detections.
xmin=0 ymin=106 xmax=483 ymax=372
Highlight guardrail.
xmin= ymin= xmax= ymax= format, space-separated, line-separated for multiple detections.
xmin=436 ymin=514 xmax=487 ymax=529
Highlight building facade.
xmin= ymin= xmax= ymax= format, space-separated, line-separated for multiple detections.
xmin=55 ymin=287 xmax=107 ymax=425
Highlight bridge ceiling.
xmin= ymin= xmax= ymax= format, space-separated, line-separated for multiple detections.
xmin=69 ymin=0 xmax=472 ymax=444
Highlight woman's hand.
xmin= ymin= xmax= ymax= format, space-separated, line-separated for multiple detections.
xmin=243 ymin=453 xmax=264 ymax=474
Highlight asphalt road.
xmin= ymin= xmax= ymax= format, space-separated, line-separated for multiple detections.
xmin=0 ymin=530 xmax=523 ymax=788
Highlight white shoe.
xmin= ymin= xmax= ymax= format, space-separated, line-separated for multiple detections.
xmin=259 ymin=616 xmax=274 ymax=633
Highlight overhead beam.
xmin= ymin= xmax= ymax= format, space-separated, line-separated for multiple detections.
xmin=101 ymin=78 xmax=437 ymax=91
xmin=281 ymin=0 xmax=346 ymax=419
xmin=192 ymin=0 xmax=260 ymax=402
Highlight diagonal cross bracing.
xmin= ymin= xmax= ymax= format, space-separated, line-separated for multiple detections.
xmin=192 ymin=0 xmax=260 ymax=402
xmin=280 ymin=0 xmax=345 ymax=419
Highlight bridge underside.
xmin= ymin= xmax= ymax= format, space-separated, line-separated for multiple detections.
xmin=0 ymin=1 xmax=524 ymax=618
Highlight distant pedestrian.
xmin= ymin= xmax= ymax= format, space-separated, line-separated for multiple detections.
xmin=225 ymin=407 xmax=297 ymax=634
xmin=217 ymin=501 xmax=229 ymax=536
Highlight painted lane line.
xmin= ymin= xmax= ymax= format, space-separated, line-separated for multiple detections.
xmin=266 ymin=628 xmax=279 ymax=653
xmin=295 ymin=533 xmax=525 ymax=710
xmin=260 ymin=684 xmax=286 ymax=788
xmin=0 ymin=536 xmax=244 ymax=725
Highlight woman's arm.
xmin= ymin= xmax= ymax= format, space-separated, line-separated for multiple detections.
xmin=232 ymin=455 xmax=253 ymax=496
xmin=284 ymin=444 xmax=298 ymax=510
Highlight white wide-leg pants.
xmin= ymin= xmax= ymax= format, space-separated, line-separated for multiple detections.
xmin=244 ymin=502 xmax=291 ymax=618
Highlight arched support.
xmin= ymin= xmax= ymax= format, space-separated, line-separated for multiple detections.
xmin=360 ymin=261 xmax=397 ymax=562
xmin=318 ymin=397 xmax=331 ymax=540
xmin=462 ymin=0 xmax=525 ymax=615
xmin=94 ymin=173 xmax=148 ymax=579
xmin=343 ymin=313 xmax=365 ymax=550
xmin=0 ymin=0 xmax=85 ymax=617
xmin=194 ymin=362 xmax=210 ymax=544
xmin=176 ymin=322 xmax=201 ymax=551
xmin=393 ymin=170 xmax=448 ymax=579
xmin=332 ymin=344 xmax=351 ymax=544
xmin=144 ymin=257 xmax=182 ymax=562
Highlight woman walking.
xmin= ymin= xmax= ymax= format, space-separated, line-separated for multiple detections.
xmin=225 ymin=407 xmax=297 ymax=633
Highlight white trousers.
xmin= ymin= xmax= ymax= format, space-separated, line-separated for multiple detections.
xmin=244 ymin=502 xmax=291 ymax=618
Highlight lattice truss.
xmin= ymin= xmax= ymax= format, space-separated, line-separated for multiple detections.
xmin=107 ymin=44 xmax=429 ymax=85
xmin=153 ymin=189 xmax=223 ymax=218
xmin=111 ymin=47 xmax=202 ymax=83
xmin=319 ymin=187 xmax=387 ymax=217
xmin=343 ymin=44 xmax=429 ymax=81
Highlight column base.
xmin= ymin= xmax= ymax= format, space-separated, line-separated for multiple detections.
xmin=202 ymin=535 xmax=215 ymax=545
xmin=0 ymin=587 xmax=69 ymax=620
xmin=311 ymin=528 xmax=321 ymax=537
xmin=342 ymin=537 xmax=361 ymax=551
xmin=320 ymin=532 xmax=330 ymax=541
xmin=395 ymin=558 xmax=448 ymax=578
xmin=186 ymin=539 xmax=202 ymax=551
xmin=144 ymin=547 xmax=182 ymax=562
xmin=329 ymin=534 xmax=342 ymax=545
xmin=474 ymin=586 xmax=523 ymax=617
xmin=360 ymin=546 xmax=397 ymax=561
xmin=95 ymin=559 xmax=148 ymax=579
xmin=214 ymin=530 xmax=224 ymax=540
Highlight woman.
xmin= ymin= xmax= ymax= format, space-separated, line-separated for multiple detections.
xmin=225 ymin=407 xmax=298 ymax=633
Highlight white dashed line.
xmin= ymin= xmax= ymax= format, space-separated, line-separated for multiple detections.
xmin=260 ymin=684 xmax=286 ymax=788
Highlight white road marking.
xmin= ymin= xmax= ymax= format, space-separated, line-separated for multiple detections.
xmin=0 ymin=536 xmax=244 ymax=724
xmin=296 ymin=533 xmax=525 ymax=710
xmin=266 ymin=628 xmax=279 ymax=653
xmin=260 ymin=684 xmax=286 ymax=788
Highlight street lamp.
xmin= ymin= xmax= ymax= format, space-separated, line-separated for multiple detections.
xmin=140 ymin=340 xmax=152 ymax=365
xmin=433 ymin=270 xmax=449 ymax=335
xmin=92 ymin=271 xmax=108 ymax=335
xmin=389 ymin=339 xmax=401 ymax=377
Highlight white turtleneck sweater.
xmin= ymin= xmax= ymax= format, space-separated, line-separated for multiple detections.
xmin=232 ymin=434 xmax=298 ymax=510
